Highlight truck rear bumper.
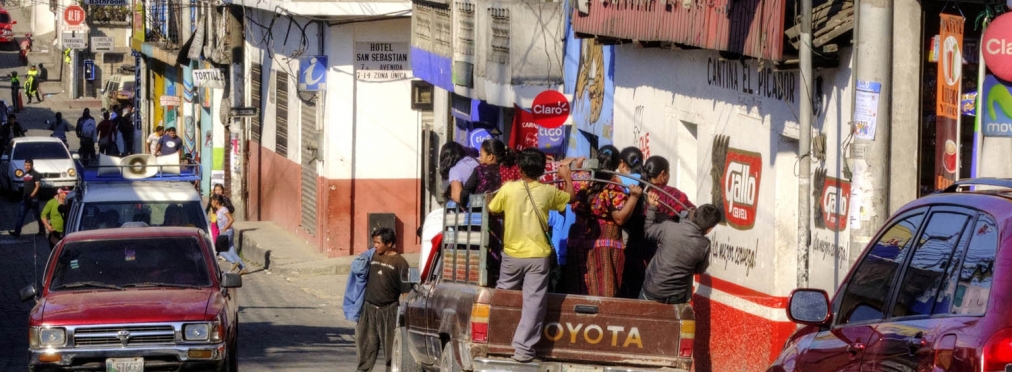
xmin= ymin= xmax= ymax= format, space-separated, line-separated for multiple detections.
xmin=472 ymin=357 xmax=690 ymax=372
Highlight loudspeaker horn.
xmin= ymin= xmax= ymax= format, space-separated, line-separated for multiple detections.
xmin=121 ymin=154 xmax=158 ymax=179
xmin=156 ymin=153 xmax=181 ymax=175
xmin=97 ymin=154 xmax=122 ymax=176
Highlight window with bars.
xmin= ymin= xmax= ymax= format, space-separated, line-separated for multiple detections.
xmin=251 ymin=64 xmax=263 ymax=143
xmin=276 ymin=71 xmax=289 ymax=157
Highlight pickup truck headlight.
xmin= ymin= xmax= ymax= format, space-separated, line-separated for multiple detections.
xmin=68 ymin=168 xmax=76 ymax=177
xmin=38 ymin=327 xmax=67 ymax=347
xmin=14 ymin=168 xmax=23 ymax=178
xmin=183 ymin=323 xmax=210 ymax=341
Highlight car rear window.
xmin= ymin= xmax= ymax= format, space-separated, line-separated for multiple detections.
xmin=121 ymin=81 xmax=135 ymax=90
xmin=78 ymin=201 xmax=207 ymax=232
xmin=50 ymin=237 xmax=212 ymax=290
xmin=14 ymin=142 xmax=70 ymax=160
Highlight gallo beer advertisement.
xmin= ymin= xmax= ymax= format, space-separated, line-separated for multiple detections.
xmin=935 ymin=13 xmax=964 ymax=189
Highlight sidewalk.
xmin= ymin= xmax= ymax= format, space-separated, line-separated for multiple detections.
xmin=234 ymin=221 xmax=419 ymax=279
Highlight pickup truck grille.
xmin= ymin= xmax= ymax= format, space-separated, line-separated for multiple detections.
xmin=74 ymin=325 xmax=176 ymax=346
xmin=40 ymin=172 xmax=64 ymax=179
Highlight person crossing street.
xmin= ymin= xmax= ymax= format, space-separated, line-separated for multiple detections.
xmin=9 ymin=71 xmax=20 ymax=113
xmin=25 ymin=65 xmax=41 ymax=104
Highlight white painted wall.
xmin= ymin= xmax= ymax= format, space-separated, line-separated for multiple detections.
xmin=613 ymin=47 xmax=855 ymax=297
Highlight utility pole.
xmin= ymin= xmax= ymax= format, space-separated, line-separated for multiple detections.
xmin=848 ymin=0 xmax=893 ymax=265
xmin=797 ymin=0 xmax=813 ymax=287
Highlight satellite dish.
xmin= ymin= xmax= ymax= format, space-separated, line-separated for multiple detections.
xmin=97 ymin=154 xmax=122 ymax=176
xmin=121 ymin=154 xmax=158 ymax=179
xmin=156 ymin=153 xmax=181 ymax=175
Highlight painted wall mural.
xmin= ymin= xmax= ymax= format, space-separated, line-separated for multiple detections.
xmin=563 ymin=0 xmax=615 ymax=156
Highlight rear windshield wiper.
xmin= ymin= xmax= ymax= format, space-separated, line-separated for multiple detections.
xmin=122 ymin=282 xmax=203 ymax=289
xmin=52 ymin=281 xmax=124 ymax=291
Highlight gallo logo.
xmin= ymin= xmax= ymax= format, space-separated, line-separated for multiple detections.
xmin=531 ymin=90 xmax=570 ymax=129
xmin=542 ymin=322 xmax=643 ymax=348
xmin=820 ymin=178 xmax=850 ymax=231
xmin=720 ymin=149 xmax=762 ymax=230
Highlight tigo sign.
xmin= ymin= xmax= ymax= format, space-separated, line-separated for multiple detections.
xmin=982 ymin=74 xmax=1012 ymax=137
xmin=984 ymin=13 xmax=1012 ymax=82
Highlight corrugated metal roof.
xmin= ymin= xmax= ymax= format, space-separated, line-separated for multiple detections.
xmin=571 ymin=0 xmax=785 ymax=61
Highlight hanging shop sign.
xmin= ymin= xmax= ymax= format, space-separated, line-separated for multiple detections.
xmin=935 ymin=13 xmax=964 ymax=190
xmin=531 ymin=90 xmax=570 ymax=129
xmin=983 ymin=12 xmax=1012 ymax=82
xmin=354 ymin=42 xmax=410 ymax=81
xmin=982 ymin=74 xmax=1012 ymax=137
xmin=192 ymin=68 xmax=226 ymax=88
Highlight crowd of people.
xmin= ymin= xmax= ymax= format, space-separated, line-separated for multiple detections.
xmin=435 ymin=139 xmax=723 ymax=363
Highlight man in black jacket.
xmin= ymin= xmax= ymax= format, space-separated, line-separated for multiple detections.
xmin=640 ymin=193 xmax=722 ymax=304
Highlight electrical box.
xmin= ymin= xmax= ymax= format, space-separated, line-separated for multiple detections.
xmin=83 ymin=59 xmax=94 ymax=81
xmin=367 ymin=213 xmax=397 ymax=243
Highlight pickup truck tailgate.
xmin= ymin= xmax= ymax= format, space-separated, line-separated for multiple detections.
xmin=485 ymin=290 xmax=694 ymax=368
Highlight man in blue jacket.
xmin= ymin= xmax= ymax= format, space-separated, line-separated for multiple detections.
xmin=349 ymin=227 xmax=409 ymax=372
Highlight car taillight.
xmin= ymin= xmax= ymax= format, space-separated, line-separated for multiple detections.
xmin=679 ymin=320 xmax=695 ymax=358
xmin=983 ymin=328 xmax=1012 ymax=371
xmin=470 ymin=303 xmax=489 ymax=343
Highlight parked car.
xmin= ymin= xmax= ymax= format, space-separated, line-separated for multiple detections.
xmin=0 ymin=9 xmax=17 ymax=44
xmin=21 ymin=227 xmax=241 ymax=372
xmin=768 ymin=178 xmax=1012 ymax=372
xmin=0 ymin=136 xmax=78 ymax=195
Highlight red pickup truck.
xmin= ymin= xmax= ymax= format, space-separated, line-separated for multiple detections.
xmin=393 ymin=194 xmax=695 ymax=372
xmin=19 ymin=227 xmax=242 ymax=372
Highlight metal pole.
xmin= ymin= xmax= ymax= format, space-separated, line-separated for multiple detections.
xmin=797 ymin=0 xmax=813 ymax=287
xmin=848 ymin=0 xmax=893 ymax=266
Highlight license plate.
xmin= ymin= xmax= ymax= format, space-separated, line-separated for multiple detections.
xmin=106 ymin=357 xmax=143 ymax=372
xmin=561 ymin=364 xmax=602 ymax=372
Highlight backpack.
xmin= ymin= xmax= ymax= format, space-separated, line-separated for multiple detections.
xmin=79 ymin=118 xmax=96 ymax=139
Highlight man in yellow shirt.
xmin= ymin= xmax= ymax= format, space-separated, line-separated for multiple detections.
xmin=488 ymin=148 xmax=574 ymax=363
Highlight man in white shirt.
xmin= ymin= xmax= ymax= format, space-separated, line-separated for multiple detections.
xmin=148 ymin=126 xmax=164 ymax=154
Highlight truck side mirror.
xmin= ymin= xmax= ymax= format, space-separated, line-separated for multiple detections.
xmin=404 ymin=267 xmax=421 ymax=284
xmin=19 ymin=284 xmax=36 ymax=302
xmin=1 ymin=154 xmax=8 ymax=162
xmin=221 ymin=272 xmax=242 ymax=288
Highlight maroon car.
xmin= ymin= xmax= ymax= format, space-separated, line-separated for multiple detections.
xmin=768 ymin=178 xmax=1012 ymax=372
xmin=20 ymin=227 xmax=241 ymax=372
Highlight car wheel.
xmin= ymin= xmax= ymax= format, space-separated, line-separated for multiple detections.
xmin=391 ymin=327 xmax=421 ymax=372
xmin=227 ymin=325 xmax=239 ymax=372
xmin=439 ymin=341 xmax=462 ymax=372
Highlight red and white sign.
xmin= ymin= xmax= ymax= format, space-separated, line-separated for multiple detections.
xmin=721 ymin=148 xmax=762 ymax=230
xmin=531 ymin=90 xmax=569 ymax=129
xmin=984 ymin=12 xmax=1012 ymax=82
xmin=821 ymin=177 xmax=851 ymax=232
xmin=63 ymin=5 xmax=88 ymax=31
xmin=509 ymin=105 xmax=539 ymax=151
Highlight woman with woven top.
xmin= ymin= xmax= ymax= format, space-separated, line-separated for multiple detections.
xmin=564 ymin=145 xmax=642 ymax=297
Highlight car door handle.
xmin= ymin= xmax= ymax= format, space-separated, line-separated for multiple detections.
xmin=905 ymin=336 xmax=927 ymax=354
xmin=847 ymin=343 xmax=865 ymax=356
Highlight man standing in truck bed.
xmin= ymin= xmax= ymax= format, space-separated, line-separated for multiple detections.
xmin=356 ymin=227 xmax=409 ymax=372
xmin=487 ymin=148 xmax=575 ymax=363
xmin=640 ymin=192 xmax=722 ymax=304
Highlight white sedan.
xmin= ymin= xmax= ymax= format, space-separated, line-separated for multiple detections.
xmin=0 ymin=137 xmax=78 ymax=194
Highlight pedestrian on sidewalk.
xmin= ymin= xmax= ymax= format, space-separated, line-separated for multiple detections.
xmin=639 ymin=193 xmax=721 ymax=305
xmin=9 ymin=158 xmax=44 ymax=238
xmin=25 ymin=64 xmax=41 ymax=104
xmin=211 ymin=194 xmax=247 ymax=274
xmin=487 ymin=148 xmax=575 ymax=363
xmin=115 ymin=105 xmax=134 ymax=155
xmin=354 ymin=227 xmax=409 ymax=372
xmin=76 ymin=109 xmax=97 ymax=164
xmin=147 ymin=125 xmax=164 ymax=155
xmin=97 ymin=111 xmax=117 ymax=155
xmin=206 ymin=183 xmax=227 ymax=242
xmin=9 ymin=71 xmax=20 ymax=113
xmin=156 ymin=127 xmax=183 ymax=159
xmin=41 ymin=187 xmax=69 ymax=248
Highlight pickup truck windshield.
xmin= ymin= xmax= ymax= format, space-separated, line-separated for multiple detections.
xmin=78 ymin=201 xmax=207 ymax=232
xmin=50 ymin=237 xmax=212 ymax=291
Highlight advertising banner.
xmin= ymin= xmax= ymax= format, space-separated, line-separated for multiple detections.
xmin=935 ymin=13 xmax=964 ymax=190
xmin=982 ymin=74 xmax=1012 ymax=137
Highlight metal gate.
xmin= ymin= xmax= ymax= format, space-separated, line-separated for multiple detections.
xmin=300 ymin=98 xmax=318 ymax=235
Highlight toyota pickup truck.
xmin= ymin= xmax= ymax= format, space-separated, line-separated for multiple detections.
xmin=20 ymin=227 xmax=241 ymax=372
xmin=393 ymin=192 xmax=695 ymax=372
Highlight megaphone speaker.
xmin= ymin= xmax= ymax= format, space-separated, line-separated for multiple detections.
xmin=97 ymin=154 xmax=122 ymax=176
xmin=156 ymin=153 xmax=181 ymax=175
xmin=121 ymin=154 xmax=158 ymax=179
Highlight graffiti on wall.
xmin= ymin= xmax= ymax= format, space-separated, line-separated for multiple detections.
xmin=710 ymin=135 xmax=762 ymax=230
